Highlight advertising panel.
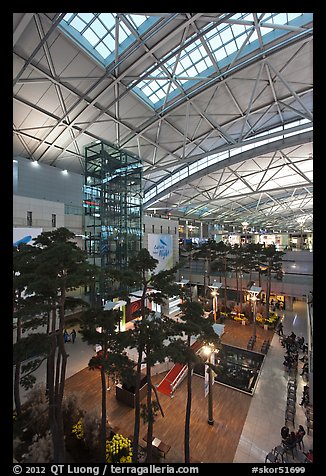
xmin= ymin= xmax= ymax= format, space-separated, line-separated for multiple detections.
xmin=13 ymin=227 xmax=43 ymax=247
xmin=147 ymin=234 xmax=173 ymax=274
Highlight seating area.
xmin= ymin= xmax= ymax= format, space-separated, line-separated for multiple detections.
xmin=247 ymin=335 xmax=256 ymax=350
xmin=261 ymin=339 xmax=270 ymax=354
xmin=265 ymin=444 xmax=312 ymax=464
xmin=264 ymin=325 xmax=313 ymax=466
xmin=285 ymin=377 xmax=297 ymax=426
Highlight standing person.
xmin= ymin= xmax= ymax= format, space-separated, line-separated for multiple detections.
xmin=64 ymin=329 xmax=69 ymax=343
xmin=281 ymin=425 xmax=289 ymax=440
xmin=295 ymin=425 xmax=306 ymax=449
xmin=71 ymin=328 xmax=77 ymax=344
xmin=277 ymin=321 xmax=284 ymax=336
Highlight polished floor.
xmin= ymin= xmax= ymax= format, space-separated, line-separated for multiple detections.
xmin=234 ymin=298 xmax=313 ymax=463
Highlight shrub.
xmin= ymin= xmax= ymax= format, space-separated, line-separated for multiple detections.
xmin=22 ymin=430 xmax=53 ymax=463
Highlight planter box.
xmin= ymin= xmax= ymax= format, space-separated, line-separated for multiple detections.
xmin=116 ymin=373 xmax=147 ymax=408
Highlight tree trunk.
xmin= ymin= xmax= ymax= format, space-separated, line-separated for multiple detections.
xmin=184 ymin=360 xmax=192 ymax=463
xmin=189 ymin=252 xmax=193 ymax=302
xmin=100 ymin=367 xmax=107 ymax=462
xmin=239 ymin=275 xmax=243 ymax=314
xmin=145 ymin=356 xmax=153 ymax=463
xmin=48 ymin=291 xmax=68 ymax=463
xmin=48 ymin=332 xmax=61 ymax=463
xmin=223 ymin=258 xmax=228 ymax=310
xmin=14 ymin=315 xmax=22 ymax=416
xmin=132 ymin=345 xmax=143 ymax=462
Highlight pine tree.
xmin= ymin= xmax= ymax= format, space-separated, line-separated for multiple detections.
xmin=79 ymin=308 xmax=134 ymax=461
xmin=167 ymin=299 xmax=221 ymax=463
xmin=24 ymin=227 xmax=97 ymax=463
xmin=108 ymin=248 xmax=180 ymax=462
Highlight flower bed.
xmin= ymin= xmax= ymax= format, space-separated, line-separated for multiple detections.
xmin=106 ymin=434 xmax=132 ymax=463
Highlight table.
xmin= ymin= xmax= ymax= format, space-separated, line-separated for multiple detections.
xmin=143 ymin=434 xmax=171 ymax=458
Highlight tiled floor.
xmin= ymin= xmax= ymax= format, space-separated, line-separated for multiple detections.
xmin=233 ymin=298 xmax=313 ymax=463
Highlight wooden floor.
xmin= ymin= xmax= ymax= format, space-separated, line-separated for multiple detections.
xmin=65 ymin=320 xmax=274 ymax=463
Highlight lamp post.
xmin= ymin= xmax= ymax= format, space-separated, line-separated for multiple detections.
xmin=175 ymin=277 xmax=189 ymax=304
xmin=208 ymin=281 xmax=223 ymax=321
xmin=248 ymin=285 xmax=262 ymax=337
xmin=203 ymin=345 xmax=214 ymax=425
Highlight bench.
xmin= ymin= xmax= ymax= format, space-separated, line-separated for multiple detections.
xmin=247 ymin=335 xmax=256 ymax=350
xmin=142 ymin=435 xmax=171 ymax=459
xmin=261 ymin=339 xmax=270 ymax=353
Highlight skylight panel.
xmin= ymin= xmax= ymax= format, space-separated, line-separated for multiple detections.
xmin=95 ymin=42 xmax=110 ymax=57
xmin=191 ymin=49 xmax=201 ymax=63
xmin=220 ymin=27 xmax=233 ymax=44
xmin=231 ymin=23 xmax=247 ymax=38
xmin=92 ymin=18 xmax=107 ymax=37
xmin=128 ymin=14 xmax=149 ymax=29
xmin=98 ymin=13 xmax=115 ymax=29
xmin=60 ymin=13 xmax=159 ymax=65
xmin=70 ymin=16 xmax=86 ymax=32
xmin=180 ymin=56 xmax=192 ymax=70
xmin=287 ymin=13 xmax=302 ymax=21
xmin=79 ymin=13 xmax=94 ymax=23
xmin=249 ymin=30 xmax=258 ymax=43
xmin=142 ymin=85 xmax=153 ymax=96
xmin=225 ymin=40 xmax=237 ymax=56
xmin=207 ymin=35 xmax=223 ymax=51
xmin=272 ymin=13 xmax=288 ymax=25
xmin=187 ymin=66 xmax=198 ymax=77
xmin=103 ymin=34 xmax=115 ymax=51
xmin=64 ymin=13 xmax=74 ymax=22
xmin=118 ymin=25 xmax=129 ymax=42
xmin=128 ymin=12 xmax=312 ymax=109
xmin=214 ymin=47 xmax=227 ymax=61
xmin=83 ymin=28 xmax=99 ymax=46
xmin=155 ymin=89 xmax=166 ymax=100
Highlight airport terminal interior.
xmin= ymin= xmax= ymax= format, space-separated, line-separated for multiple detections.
xmin=13 ymin=12 xmax=313 ymax=466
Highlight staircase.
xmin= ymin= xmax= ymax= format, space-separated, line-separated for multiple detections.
xmin=156 ymin=340 xmax=202 ymax=397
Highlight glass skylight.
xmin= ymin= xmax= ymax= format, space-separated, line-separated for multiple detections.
xmin=144 ymin=118 xmax=312 ymax=204
xmin=59 ymin=13 xmax=159 ymax=65
xmin=133 ymin=13 xmax=309 ymax=108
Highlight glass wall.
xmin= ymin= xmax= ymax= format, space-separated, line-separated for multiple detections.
xmin=83 ymin=140 xmax=142 ymax=299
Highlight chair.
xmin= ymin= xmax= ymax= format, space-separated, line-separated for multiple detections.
xmin=285 ymin=409 xmax=295 ymax=426
xmin=273 ymin=445 xmax=287 ymax=462
xmin=282 ymin=441 xmax=297 ymax=459
xmin=306 ymin=419 xmax=313 ymax=435
xmin=287 ymin=386 xmax=296 ymax=397
xmin=295 ymin=451 xmax=309 ymax=463
xmin=286 ymin=402 xmax=296 ymax=414
xmin=287 ymin=395 xmax=296 ymax=405
xmin=288 ymin=378 xmax=297 ymax=389
xmin=265 ymin=452 xmax=278 ymax=463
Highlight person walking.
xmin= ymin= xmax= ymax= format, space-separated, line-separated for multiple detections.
xmin=64 ymin=329 xmax=69 ymax=343
xmin=71 ymin=328 xmax=77 ymax=344
xmin=277 ymin=321 xmax=284 ymax=336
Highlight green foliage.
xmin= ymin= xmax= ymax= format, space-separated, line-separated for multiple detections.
xmin=140 ymin=400 xmax=161 ymax=423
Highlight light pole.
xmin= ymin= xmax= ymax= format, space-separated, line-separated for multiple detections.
xmin=248 ymin=285 xmax=262 ymax=337
xmin=208 ymin=281 xmax=223 ymax=321
xmin=203 ymin=345 xmax=214 ymax=425
xmin=175 ymin=277 xmax=189 ymax=304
